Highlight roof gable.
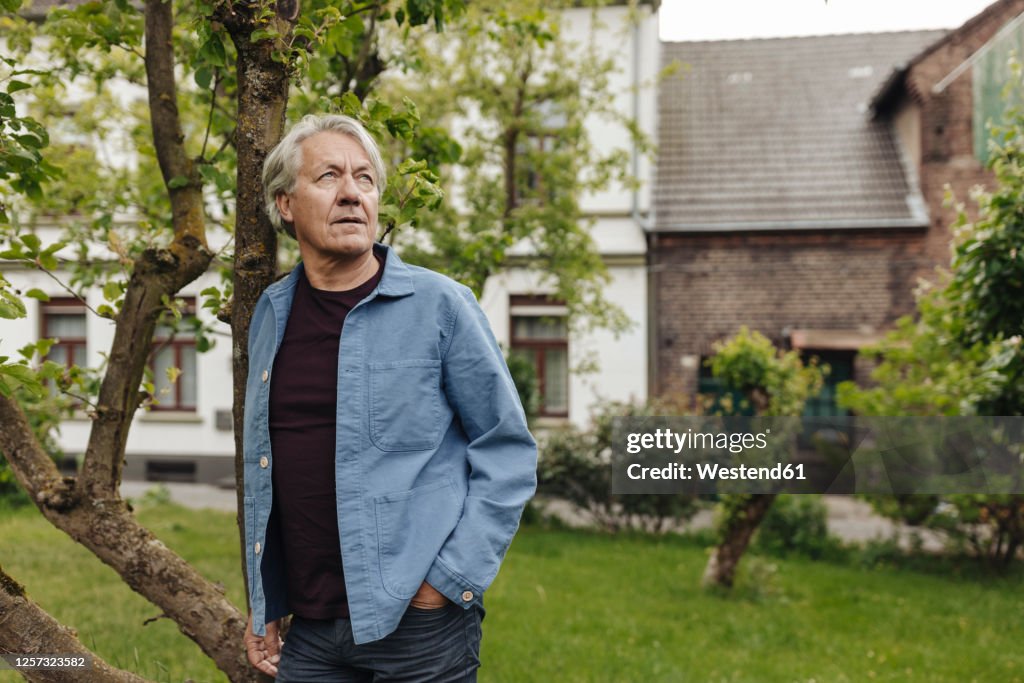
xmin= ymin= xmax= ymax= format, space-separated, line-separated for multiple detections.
xmin=871 ymin=0 xmax=1024 ymax=113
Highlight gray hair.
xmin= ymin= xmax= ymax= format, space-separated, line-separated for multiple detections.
xmin=262 ymin=114 xmax=388 ymax=237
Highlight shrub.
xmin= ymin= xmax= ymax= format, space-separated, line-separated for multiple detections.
xmin=753 ymin=494 xmax=835 ymax=559
xmin=537 ymin=399 xmax=699 ymax=533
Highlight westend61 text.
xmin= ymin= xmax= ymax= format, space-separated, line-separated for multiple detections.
xmin=626 ymin=462 xmax=807 ymax=481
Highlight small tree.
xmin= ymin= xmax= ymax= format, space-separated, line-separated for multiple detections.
xmin=700 ymin=327 xmax=824 ymax=589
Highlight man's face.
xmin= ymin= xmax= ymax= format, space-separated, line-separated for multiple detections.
xmin=277 ymin=131 xmax=380 ymax=263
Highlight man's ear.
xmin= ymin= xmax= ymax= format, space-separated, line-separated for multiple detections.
xmin=276 ymin=192 xmax=293 ymax=223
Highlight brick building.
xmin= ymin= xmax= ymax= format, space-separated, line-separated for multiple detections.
xmin=872 ymin=0 xmax=1024 ymax=266
xmin=650 ymin=0 xmax=1024 ymax=411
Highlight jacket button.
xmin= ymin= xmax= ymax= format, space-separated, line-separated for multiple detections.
xmin=254 ymin=542 xmax=261 ymax=554
xmin=259 ymin=456 xmax=269 ymax=468
xmin=461 ymin=590 xmax=474 ymax=602
xmin=261 ymin=370 xmax=269 ymax=382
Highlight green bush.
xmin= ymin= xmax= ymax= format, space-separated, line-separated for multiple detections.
xmin=753 ymin=494 xmax=835 ymax=559
xmin=537 ymin=400 xmax=699 ymax=533
xmin=836 ymin=79 xmax=1024 ymax=569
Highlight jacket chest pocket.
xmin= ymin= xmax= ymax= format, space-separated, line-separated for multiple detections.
xmin=369 ymin=359 xmax=447 ymax=451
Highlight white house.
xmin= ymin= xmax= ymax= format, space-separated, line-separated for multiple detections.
xmin=474 ymin=3 xmax=657 ymax=427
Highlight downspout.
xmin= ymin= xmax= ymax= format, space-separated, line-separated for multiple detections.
xmin=630 ymin=16 xmax=655 ymax=231
xmin=631 ymin=15 xmax=659 ymax=399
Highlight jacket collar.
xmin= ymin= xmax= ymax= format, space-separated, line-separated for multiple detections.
xmin=266 ymin=242 xmax=414 ymax=309
xmin=374 ymin=243 xmax=415 ymax=298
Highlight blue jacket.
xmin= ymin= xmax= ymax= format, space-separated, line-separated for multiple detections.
xmin=242 ymin=244 xmax=537 ymax=644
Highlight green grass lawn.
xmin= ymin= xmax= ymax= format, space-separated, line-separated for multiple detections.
xmin=1 ymin=501 xmax=1022 ymax=682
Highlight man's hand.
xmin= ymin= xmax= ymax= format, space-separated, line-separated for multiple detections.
xmin=409 ymin=580 xmax=451 ymax=610
xmin=245 ymin=612 xmax=282 ymax=677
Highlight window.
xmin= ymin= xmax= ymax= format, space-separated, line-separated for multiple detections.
xmin=514 ymin=101 xmax=568 ymax=206
xmin=150 ymin=300 xmax=198 ymax=411
xmin=41 ymin=298 xmax=87 ymax=369
xmin=510 ymin=296 xmax=568 ymax=418
xmin=516 ymin=134 xmax=553 ymax=204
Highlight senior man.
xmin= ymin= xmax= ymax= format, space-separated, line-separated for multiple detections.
xmin=241 ymin=114 xmax=537 ymax=681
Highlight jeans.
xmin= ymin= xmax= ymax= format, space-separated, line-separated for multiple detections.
xmin=277 ymin=603 xmax=483 ymax=682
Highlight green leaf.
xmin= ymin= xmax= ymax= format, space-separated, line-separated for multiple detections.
xmin=41 ymin=241 xmax=68 ymax=257
xmin=168 ymin=175 xmax=190 ymax=189
xmin=35 ymin=338 xmax=56 ymax=358
xmin=198 ymin=35 xmax=227 ymax=67
xmin=308 ymin=57 xmax=329 ymax=83
xmin=0 ymin=289 xmax=27 ymax=319
xmin=0 ymin=362 xmax=43 ymax=397
xmin=15 ymin=339 xmax=55 ymax=363
xmin=24 ymin=288 xmax=49 ymax=301
xmin=6 ymin=80 xmax=31 ymax=94
xmin=200 ymin=286 xmax=222 ymax=312
xmin=194 ymin=65 xmax=213 ymax=90
xmin=39 ymin=360 xmax=66 ymax=380
xmin=102 ymin=279 xmax=123 ymax=302
xmin=19 ymin=233 xmax=41 ymax=252
xmin=37 ymin=252 xmax=58 ymax=271
xmin=250 ymin=28 xmax=278 ymax=44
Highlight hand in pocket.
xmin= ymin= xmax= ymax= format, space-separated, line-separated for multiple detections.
xmin=409 ymin=580 xmax=450 ymax=610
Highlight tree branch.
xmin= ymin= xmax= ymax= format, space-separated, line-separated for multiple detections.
xmin=77 ymin=0 xmax=213 ymax=499
xmin=0 ymin=395 xmax=251 ymax=680
xmin=199 ymin=72 xmax=219 ymax=162
xmin=143 ymin=0 xmax=207 ymax=249
xmin=0 ymin=394 xmax=74 ymax=510
xmin=0 ymin=565 xmax=151 ymax=683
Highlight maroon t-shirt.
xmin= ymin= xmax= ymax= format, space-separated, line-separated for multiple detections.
xmin=268 ymin=255 xmax=384 ymax=619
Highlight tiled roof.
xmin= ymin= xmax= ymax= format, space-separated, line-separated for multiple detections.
xmin=654 ymin=31 xmax=946 ymax=232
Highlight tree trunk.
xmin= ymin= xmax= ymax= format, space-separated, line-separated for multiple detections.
xmin=221 ymin=0 xmax=295 ymax=618
xmin=702 ymin=493 xmax=776 ymax=589
xmin=0 ymin=565 xmax=151 ymax=683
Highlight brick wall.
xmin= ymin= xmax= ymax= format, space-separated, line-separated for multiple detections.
xmin=651 ymin=230 xmax=926 ymax=398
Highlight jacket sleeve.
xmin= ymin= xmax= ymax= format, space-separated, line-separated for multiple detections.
xmin=425 ymin=286 xmax=538 ymax=608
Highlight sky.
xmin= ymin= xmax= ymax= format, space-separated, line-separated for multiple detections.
xmin=659 ymin=0 xmax=1000 ymax=41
